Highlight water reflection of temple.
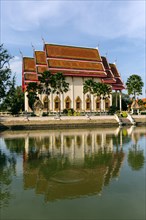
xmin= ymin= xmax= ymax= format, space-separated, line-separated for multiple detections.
xmin=20 ymin=127 xmax=124 ymax=201
xmin=24 ymin=129 xmax=117 ymax=162
xmin=2 ymin=126 xmax=145 ymax=202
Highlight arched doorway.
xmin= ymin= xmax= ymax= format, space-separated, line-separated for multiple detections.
xmin=75 ymin=96 xmax=81 ymax=111
xmin=54 ymin=96 xmax=60 ymax=111
xmin=65 ymin=96 xmax=71 ymax=109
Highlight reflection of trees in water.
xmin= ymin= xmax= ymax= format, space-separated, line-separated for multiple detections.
xmin=96 ymin=135 xmax=102 ymax=146
xmin=65 ymin=136 xmax=73 ymax=148
xmin=4 ymin=138 xmax=25 ymax=154
xmin=55 ymin=135 xmax=61 ymax=148
xmin=128 ymin=144 xmax=145 ymax=171
xmin=113 ymin=133 xmax=131 ymax=147
xmin=76 ymin=135 xmax=82 ymax=147
xmin=0 ymin=150 xmax=16 ymax=208
xmin=29 ymin=137 xmax=50 ymax=150
xmin=24 ymin=146 xmax=125 ymax=193
xmin=87 ymin=134 xmax=92 ymax=146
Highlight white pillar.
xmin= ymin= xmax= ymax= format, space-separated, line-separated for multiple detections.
xmin=71 ymin=77 xmax=74 ymax=109
xmin=91 ymin=94 xmax=94 ymax=112
xmin=119 ymin=91 xmax=122 ymax=112
xmin=24 ymin=92 xmax=29 ymax=111
xmin=115 ymin=90 xmax=118 ymax=107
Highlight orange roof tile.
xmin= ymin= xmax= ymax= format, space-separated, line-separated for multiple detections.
xmin=48 ymin=59 xmax=104 ymax=71
xmin=45 ymin=44 xmax=102 ymax=62
xmin=37 ymin=66 xmax=48 ymax=74
xmin=23 ymin=57 xmax=36 ymax=72
xmin=109 ymin=63 xmax=120 ymax=77
xmin=24 ymin=73 xmax=38 ymax=81
xmin=35 ymin=51 xmax=47 ymax=65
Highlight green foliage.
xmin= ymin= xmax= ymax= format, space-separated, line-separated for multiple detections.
xmin=108 ymin=105 xmax=118 ymax=115
xmin=42 ymin=112 xmax=49 ymax=116
xmin=52 ymin=72 xmax=69 ymax=95
xmin=63 ymin=108 xmax=74 ymax=116
xmin=140 ymin=112 xmax=146 ymax=115
xmin=26 ymin=82 xmax=38 ymax=111
xmin=83 ymin=79 xmax=95 ymax=95
xmin=73 ymin=111 xmax=80 ymax=116
xmin=0 ymin=44 xmax=14 ymax=102
xmin=121 ymin=111 xmax=128 ymax=117
xmin=128 ymin=144 xmax=145 ymax=170
xmin=126 ymin=74 xmax=144 ymax=99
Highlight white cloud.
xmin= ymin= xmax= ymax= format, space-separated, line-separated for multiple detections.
xmin=10 ymin=56 xmax=22 ymax=85
xmin=1 ymin=0 xmax=145 ymax=41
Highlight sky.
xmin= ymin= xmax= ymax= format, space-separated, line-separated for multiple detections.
xmin=1 ymin=0 xmax=146 ymax=98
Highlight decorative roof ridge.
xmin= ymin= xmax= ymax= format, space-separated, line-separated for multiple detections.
xmin=35 ymin=50 xmax=45 ymax=52
xmin=23 ymin=56 xmax=34 ymax=59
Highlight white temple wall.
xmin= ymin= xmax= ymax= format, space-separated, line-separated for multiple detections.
xmin=24 ymin=76 xmax=112 ymax=112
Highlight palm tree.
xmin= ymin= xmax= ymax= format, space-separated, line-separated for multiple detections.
xmin=52 ymin=72 xmax=69 ymax=116
xmin=26 ymin=82 xmax=38 ymax=113
xmin=93 ymin=82 xmax=112 ymax=113
xmin=38 ymin=71 xmax=53 ymax=114
xmin=126 ymin=74 xmax=144 ymax=100
xmin=83 ymin=79 xmax=95 ymax=115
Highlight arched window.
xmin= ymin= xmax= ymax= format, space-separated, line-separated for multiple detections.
xmin=105 ymin=97 xmax=110 ymax=109
xmin=65 ymin=96 xmax=71 ymax=109
xmin=54 ymin=96 xmax=60 ymax=111
xmin=43 ymin=96 xmax=49 ymax=109
xmin=95 ymin=97 xmax=100 ymax=110
xmin=75 ymin=96 xmax=81 ymax=111
xmin=86 ymin=96 xmax=91 ymax=110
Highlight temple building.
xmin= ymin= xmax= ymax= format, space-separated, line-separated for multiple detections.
xmin=22 ymin=43 xmax=125 ymax=113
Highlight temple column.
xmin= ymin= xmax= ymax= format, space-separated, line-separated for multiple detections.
xmin=24 ymin=92 xmax=29 ymax=111
xmin=119 ymin=90 xmax=122 ymax=112
xmin=91 ymin=94 xmax=94 ymax=112
xmin=115 ymin=90 xmax=118 ymax=107
xmin=110 ymin=94 xmax=112 ymax=107
xmin=72 ymin=77 xmax=74 ymax=109
xmin=61 ymin=93 xmax=64 ymax=111
xmin=82 ymin=83 xmax=84 ymax=111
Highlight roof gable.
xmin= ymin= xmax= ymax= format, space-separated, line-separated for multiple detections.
xmin=45 ymin=44 xmax=102 ymax=62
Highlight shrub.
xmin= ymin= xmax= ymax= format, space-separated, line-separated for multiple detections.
xmin=42 ymin=112 xmax=48 ymax=116
xmin=141 ymin=111 xmax=146 ymax=115
xmin=121 ymin=111 xmax=128 ymax=117
xmin=108 ymin=105 xmax=118 ymax=115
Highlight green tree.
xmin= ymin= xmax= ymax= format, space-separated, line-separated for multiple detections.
xmin=26 ymin=82 xmax=38 ymax=112
xmin=52 ymin=72 xmax=69 ymax=116
xmin=93 ymin=82 xmax=112 ymax=112
xmin=0 ymin=44 xmax=14 ymax=102
xmin=38 ymin=71 xmax=53 ymax=114
xmin=0 ymin=83 xmax=24 ymax=115
xmin=126 ymin=74 xmax=144 ymax=100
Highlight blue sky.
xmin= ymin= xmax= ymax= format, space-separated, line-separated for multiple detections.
xmin=1 ymin=0 xmax=145 ymax=98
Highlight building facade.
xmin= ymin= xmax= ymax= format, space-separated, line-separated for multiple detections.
xmin=22 ymin=43 xmax=125 ymax=113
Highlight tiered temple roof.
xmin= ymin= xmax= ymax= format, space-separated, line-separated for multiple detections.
xmin=109 ymin=63 xmax=125 ymax=90
xmin=22 ymin=43 xmax=125 ymax=91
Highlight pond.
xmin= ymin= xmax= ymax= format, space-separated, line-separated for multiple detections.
xmin=0 ymin=126 xmax=145 ymax=220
